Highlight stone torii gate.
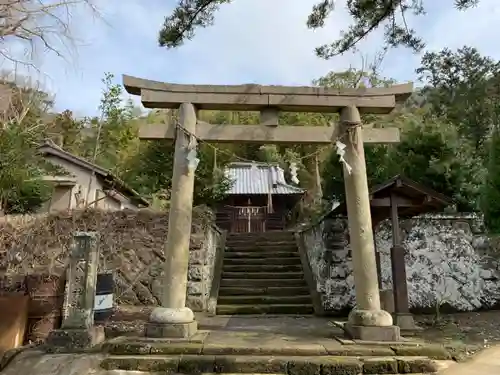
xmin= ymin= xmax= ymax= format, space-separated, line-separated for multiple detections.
xmin=123 ymin=75 xmax=413 ymax=341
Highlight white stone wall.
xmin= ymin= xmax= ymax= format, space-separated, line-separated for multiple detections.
xmin=299 ymin=214 xmax=500 ymax=313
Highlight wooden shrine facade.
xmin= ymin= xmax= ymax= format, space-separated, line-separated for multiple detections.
xmin=215 ymin=162 xmax=305 ymax=233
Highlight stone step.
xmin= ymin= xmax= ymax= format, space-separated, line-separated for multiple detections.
xmin=104 ymin=372 xmax=285 ymax=375
xmin=100 ymin=354 xmax=439 ymax=374
xmin=228 ymin=231 xmax=295 ymax=239
xmin=102 ymin=337 xmax=454 ymax=359
xmin=222 ymin=264 xmax=303 ymax=272
xmin=218 ymin=295 xmax=312 ymax=305
xmin=216 ymin=304 xmax=314 ymax=315
xmin=220 ymin=278 xmax=306 ymax=287
xmin=226 ymin=244 xmax=298 ymax=252
xmin=223 ymin=257 xmax=301 ymax=265
xmin=218 ymin=286 xmax=310 ymax=296
xmin=226 ymin=240 xmax=297 ymax=246
xmin=226 ymin=251 xmax=299 ymax=258
xmin=226 ymin=240 xmax=296 ymax=246
xmin=227 ymin=239 xmax=295 ymax=245
xmin=222 ymin=271 xmax=304 ymax=280
xmin=104 ymin=372 xmax=286 ymax=375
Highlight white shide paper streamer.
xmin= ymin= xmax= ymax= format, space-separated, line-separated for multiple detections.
xmin=335 ymin=141 xmax=352 ymax=174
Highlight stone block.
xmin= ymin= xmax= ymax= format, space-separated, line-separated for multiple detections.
xmin=145 ymin=320 xmax=198 ymax=338
xmin=394 ymin=313 xmax=419 ymax=331
xmin=186 ymin=295 xmax=204 ymax=311
xmin=188 ymin=266 xmax=203 ymax=281
xmin=321 ymin=357 xmax=362 ymax=375
xmin=178 ymin=354 xmax=216 ymax=374
xmin=391 ymin=344 xmax=452 ymax=360
xmin=287 ymin=358 xmax=322 ymax=375
xmin=45 ymin=326 xmax=105 ymax=353
xmin=101 ymin=356 xmax=179 ymax=372
xmin=396 ymin=357 xmax=440 ymax=373
xmin=345 ymin=324 xmax=400 ymax=342
xmin=187 ymin=281 xmax=202 ymax=295
xmin=213 ymin=355 xmax=288 ymax=374
xmin=362 ymin=357 xmax=398 ymax=374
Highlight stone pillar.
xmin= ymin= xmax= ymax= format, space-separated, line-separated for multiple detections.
xmin=340 ymin=106 xmax=400 ymax=341
xmin=46 ymin=232 xmax=104 ymax=353
xmin=147 ymin=102 xmax=198 ymax=338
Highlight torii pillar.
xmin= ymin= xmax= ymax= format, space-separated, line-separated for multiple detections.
xmin=146 ymin=103 xmax=199 ymax=338
xmin=340 ymin=106 xmax=400 ymax=341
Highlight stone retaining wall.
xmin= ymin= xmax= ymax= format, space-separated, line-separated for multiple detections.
xmin=297 ymin=214 xmax=500 ymax=314
xmin=0 ymin=209 xmax=225 ymax=312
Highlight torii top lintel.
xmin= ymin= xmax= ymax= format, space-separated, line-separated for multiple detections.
xmin=123 ymin=75 xmax=413 ymax=114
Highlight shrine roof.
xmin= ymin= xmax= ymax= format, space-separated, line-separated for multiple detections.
xmin=224 ymin=162 xmax=304 ymax=196
xmin=327 ymin=175 xmax=453 ymax=219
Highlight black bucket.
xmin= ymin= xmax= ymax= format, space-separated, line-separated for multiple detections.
xmin=94 ymin=273 xmax=114 ymax=323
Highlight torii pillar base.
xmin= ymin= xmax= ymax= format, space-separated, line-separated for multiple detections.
xmin=146 ymin=307 xmax=198 ymax=338
xmin=345 ymin=324 xmax=400 ymax=342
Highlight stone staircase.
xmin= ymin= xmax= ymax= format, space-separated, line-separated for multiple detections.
xmin=216 ymin=231 xmax=314 ymax=315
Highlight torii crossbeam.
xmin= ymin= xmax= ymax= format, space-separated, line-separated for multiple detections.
xmin=123 ymin=74 xmax=413 ymax=341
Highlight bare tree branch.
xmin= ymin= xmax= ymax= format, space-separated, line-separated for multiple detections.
xmin=0 ymin=0 xmax=102 ymax=70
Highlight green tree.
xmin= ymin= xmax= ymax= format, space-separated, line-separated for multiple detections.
xmin=47 ymin=110 xmax=84 ymax=153
xmin=416 ymin=46 xmax=500 ymax=147
xmin=317 ymin=67 xmax=397 ymax=202
xmin=0 ymin=113 xmax=51 ymax=214
xmin=322 ymin=112 xmax=483 ymax=211
xmin=0 ymin=78 xmax=64 ymax=213
xmin=483 ymin=126 xmax=500 ymax=232
xmin=122 ymin=110 xmax=233 ymax=209
xmin=86 ymin=73 xmax=139 ymax=173
xmin=157 ymin=0 xmax=479 ymax=57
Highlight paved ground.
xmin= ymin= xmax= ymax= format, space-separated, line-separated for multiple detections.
xmin=437 ymin=345 xmax=500 ymax=375
xmin=1 ymin=351 xmax=103 ymax=375
xmin=0 ymin=314 xmax=492 ymax=375
xmin=199 ymin=314 xmax=346 ymax=344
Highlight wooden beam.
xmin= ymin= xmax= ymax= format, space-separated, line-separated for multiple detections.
xmin=423 ymin=195 xmax=433 ymax=203
xmin=140 ymin=89 xmax=397 ymax=113
xmin=370 ymin=196 xmax=420 ymax=207
xmin=139 ymin=122 xmax=400 ymax=144
xmin=123 ymin=75 xmax=413 ymax=104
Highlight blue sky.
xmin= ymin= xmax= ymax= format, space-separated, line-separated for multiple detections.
xmin=3 ymin=0 xmax=500 ymax=118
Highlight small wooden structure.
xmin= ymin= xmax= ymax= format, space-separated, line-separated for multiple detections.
xmin=216 ymin=162 xmax=304 ymax=233
xmin=329 ymin=175 xmax=452 ymax=329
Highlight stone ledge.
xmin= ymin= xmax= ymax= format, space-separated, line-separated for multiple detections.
xmin=100 ymin=354 xmax=439 ymax=374
xmin=391 ymin=345 xmax=452 ymax=360
xmin=101 ymin=336 xmax=456 ymax=360
xmin=45 ymin=326 xmax=105 ymax=353
xmin=0 ymin=345 xmax=34 ymax=371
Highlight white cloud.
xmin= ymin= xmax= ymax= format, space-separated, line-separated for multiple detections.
xmin=0 ymin=0 xmax=498 ymax=116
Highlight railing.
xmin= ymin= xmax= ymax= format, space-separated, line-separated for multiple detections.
xmin=215 ymin=205 xmax=286 ymax=233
